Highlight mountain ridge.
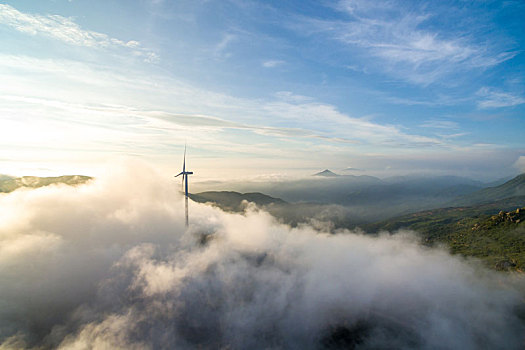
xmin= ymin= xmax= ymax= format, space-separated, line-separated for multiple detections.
xmin=450 ymin=173 xmax=525 ymax=207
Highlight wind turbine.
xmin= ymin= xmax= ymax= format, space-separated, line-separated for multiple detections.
xmin=175 ymin=145 xmax=193 ymax=227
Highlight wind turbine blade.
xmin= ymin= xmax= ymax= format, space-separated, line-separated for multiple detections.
xmin=183 ymin=144 xmax=186 ymax=172
xmin=174 ymin=172 xmax=184 ymax=177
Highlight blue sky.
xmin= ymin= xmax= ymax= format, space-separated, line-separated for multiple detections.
xmin=0 ymin=0 xmax=524 ymax=180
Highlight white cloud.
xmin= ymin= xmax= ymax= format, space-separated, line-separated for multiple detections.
xmin=262 ymin=59 xmax=285 ymax=68
xmin=262 ymin=99 xmax=444 ymax=148
xmin=386 ymin=94 xmax=471 ymax=107
xmin=513 ymin=156 xmax=525 ymax=173
xmin=0 ymin=162 xmax=524 ymax=349
xmin=0 ymin=4 xmax=158 ymax=62
xmin=477 ymin=87 xmax=525 ymax=108
xmin=292 ymin=0 xmax=516 ymax=85
xmin=0 ymin=53 xmax=451 ymax=163
xmin=213 ymin=33 xmax=236 ymax=60
xmin=420 ymin=120 xmax=459 ymax=129
xmin=437 ymin=132 xmax=468 ymax=140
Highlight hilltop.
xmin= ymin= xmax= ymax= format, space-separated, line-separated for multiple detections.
xmin=0 ymin=175 xmax=92 ymax=193
xmin=313 ymin=169 xmax=339 ymax=177
xmin=190 ymin=191 xmax=286 ymax=212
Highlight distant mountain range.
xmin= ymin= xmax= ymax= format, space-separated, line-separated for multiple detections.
xmin=0 ymin=175 xmax=92 ymax=193
xmin=192 ymin=173 xmax=525 ymax=224
xmin=193 ymin=173 xmax=524 ymax=220
xmin=198 ymin=173 xmax=496 ymax=207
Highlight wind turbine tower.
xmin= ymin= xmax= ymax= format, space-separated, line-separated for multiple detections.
xmin=175 ymin=145 xmax=193 ymax=227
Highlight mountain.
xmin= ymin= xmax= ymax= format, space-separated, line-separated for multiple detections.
xmin=0 ymin=175 xmax=92 ymax=193
xmin=192 ymin=174 xmax=489 ymax=220
xmin=192 ymin=174 xmax=383 ymax=204
xmin=313 ymin=169 xmax=339 ymax=177
xmin=191 ymin=177 xmax=525 ymax=272
xmin=191 ymin=190 xmax=377 ymax=227
xmin=192 ymin=188 xmax=525 ymax=272
xmin=190 ymin=191 xmax=286 ymax=212
xmin=451 ymin=173 xmax=525 ymax=207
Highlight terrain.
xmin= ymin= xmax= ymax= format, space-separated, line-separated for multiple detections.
xmin=190 ymin=191 xmax=286 ymax=212
xmin=451 ymin=173 xmax=525 ymax=206
xmin=2 ymin=172 xmax=524 ymax=271
xmin=192 ymin=172 xmax=493 ymax=221
xmin=0 ymin=175 xmax=92 ymax=193
xmin=365 ymin=203 xmax=525 ymax=271
xmin=193 ymin=173 xmax=525 ymax=271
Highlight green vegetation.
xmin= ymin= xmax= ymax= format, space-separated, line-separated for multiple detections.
xmin=365 ymin=201 xmax=525 ymax=271
xmin=0 ymin=175 xmax=92 ymax=193
xmin=193 ymin=177 xmax=525 ymax=272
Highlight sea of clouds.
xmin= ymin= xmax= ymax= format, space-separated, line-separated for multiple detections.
xmin=0 ymin=161 xmax=524 ymax=349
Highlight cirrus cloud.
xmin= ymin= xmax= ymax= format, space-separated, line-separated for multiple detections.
xmin=0 ymin=4 xmax=159 ymax=62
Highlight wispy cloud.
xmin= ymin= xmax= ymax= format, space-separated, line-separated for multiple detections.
xmin=342 ymin=166 xmax=362 ymax=171
xmin=148 ymin=111 xmax=360 ymax=144
xmin=0 ymin=53 xmax=449 ymax=160
xmin=213 ymin=33 xmax=236 ymax=60
xmin=420 ymin=120 xmax=459 ymax=129
xmin=262 ymin=60 xmax=285 ymax=68
xmin=0 ymin=4 xmax=158 ymax=62
xmin=386 ymin=94 xmax=472 ymax=107
xmin=436 ymin=132 xmax=469 ymax=140
xmin=291 ymin=0 xmax=516 ymax=85
xmin=262 ymin=98 xmax=445 ymax=148
xmin=477 ymin=87 xmax=525 ymax=108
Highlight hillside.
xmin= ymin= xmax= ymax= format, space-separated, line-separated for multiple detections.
xmin=190 ymin=191 xmax=287 ymax=212
xmin=0 ymin=175 xmax=92 ymax=193
xmin=364 ymin=200 xmax=525 ymax=271
xmin=451 ymin=173 xmax=525 ymax=206
xmin=191 ymin=185 xmax=525 ymax=271
xmin=192 ymin=175 xmax=488 ymax=220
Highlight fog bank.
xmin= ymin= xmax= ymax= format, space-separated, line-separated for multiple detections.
xmin=0 ymin=161 xmax=523 ymax=349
